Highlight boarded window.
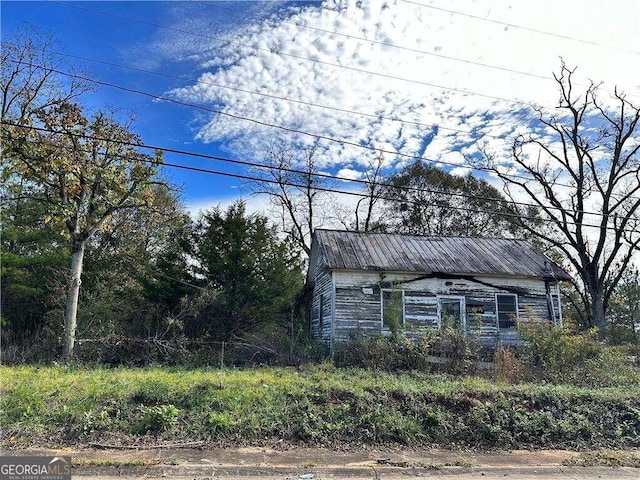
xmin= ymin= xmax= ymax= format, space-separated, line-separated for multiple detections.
xmin=496 ymin=294 xmax=518 ymax=329
xmin=382 ymin=290 xmax=404 ymax=331
xmin=319 ymin=294 xmax=324 ymax=330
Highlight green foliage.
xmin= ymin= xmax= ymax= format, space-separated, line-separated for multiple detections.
xmin=381 ymin=290 xmax=403 ymax=334
xmin=607 ymin=268 xmax=640 ymax=344
xmin=381 ymin=161 xmax=525 ymax=236
xmin=333 ymin=330 xmax=480 ymax=375
xmin=0 ymin=193 xmax=68 ymax=346
xmin=188 ymin=200 xmax=304 ymax=340
xmin=76 ymin=183 xmax=194 ymax=342
xmin=136 ymin=404 xmax=180 ymax=434
xmin=2 ymin=365 xmax=640 ymax=449
xmin=518 ymin=320 xmax=640 ymax=387
xmin=520 ymin=321 xmax=601 ymax=380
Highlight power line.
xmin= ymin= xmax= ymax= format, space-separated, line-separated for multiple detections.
xmin=1 ymin=120 xmax=588 ymax=216
xmin=4 ymin=57 xmax=524 ymax=176
xmin=50 ymin=0 xmax=545 ymax=110
xmin=6 ymin=120 xmax=639 ymax=235
xmin=17 ymin=46 xmax=512 ymax=142
xmin=6 ymin=57 xmax=640 ymax=205
xmin=401 ymin=0 xmax=640 ymax=55
xmin=196 ymin=0 xmax=558 ymax=84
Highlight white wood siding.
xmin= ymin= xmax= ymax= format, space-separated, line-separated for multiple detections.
xmin=310 ymin=264 xmax=334 ymax=345
xmin=330 ymin=270 xmax=560 ymax=343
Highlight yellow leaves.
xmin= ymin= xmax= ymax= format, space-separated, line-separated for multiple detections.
xmin=140 ymin=188 xmax=155 ymax=205
xmin=64 ymin=183 xmax=83 ymax=198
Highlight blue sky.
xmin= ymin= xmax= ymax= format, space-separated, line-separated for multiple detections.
xmin=2 ymin=0 xmax=638 ymax=216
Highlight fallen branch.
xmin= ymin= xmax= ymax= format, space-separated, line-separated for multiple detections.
xmin=88 ymin=441 xmax=205 ymax=450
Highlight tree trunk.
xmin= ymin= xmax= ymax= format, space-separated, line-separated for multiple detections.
xmin=63 ymin=238 xmax=85 ymax=361
xmin=591 ymin=289 xmax=607 ymax=341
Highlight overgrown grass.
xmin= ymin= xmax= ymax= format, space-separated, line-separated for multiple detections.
xmin=2 ymin=364 xmax=639 ymax=450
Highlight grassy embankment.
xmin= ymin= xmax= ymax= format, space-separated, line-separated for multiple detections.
xmin=2 ymin=364 xmax=639 ymax=449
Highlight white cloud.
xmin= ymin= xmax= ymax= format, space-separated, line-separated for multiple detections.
xmin=162 ymin=0 xmax=639 ymax=256
xmin=336 ymin=167 xmax=364 ymax=180
xmin=166 ymin=0 xmax=638 ymax=178
xmin=186 ymin=193 xmax=271 ymax=219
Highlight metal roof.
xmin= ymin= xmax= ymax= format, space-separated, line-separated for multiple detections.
xmin=313 ymin=229 xmax=571 ymax=280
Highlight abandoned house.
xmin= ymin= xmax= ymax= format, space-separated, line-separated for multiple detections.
xmin=306 ymin=229 xmax=571 ymax=347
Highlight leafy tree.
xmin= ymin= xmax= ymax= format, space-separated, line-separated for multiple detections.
xmin=189 ymin=201 xmax=304 ymax=340
xmin=0 ymin=192 xmax=68 ymax=346
xmin=608 ymin=268 xmax=639 ymax=344
xmin=79 ymin=183 xmax=194 ymax=340
xmin=480 ymin=63 xmax=640 ymax=339
xmin=381 ymin=161 xmax=525 ymax=236
xmin=3 ymin=102 xmax=164 ymax=360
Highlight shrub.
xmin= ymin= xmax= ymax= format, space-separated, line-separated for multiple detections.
xmin=493 ymin=346 xmax=525 ymax=384
xmin=518 ymin=320 xmax=640 ymax=387
xmin=333 ymin=329 xmax=480 ymax=374
xmin=136 ymin=404 xmax=180 ymax=434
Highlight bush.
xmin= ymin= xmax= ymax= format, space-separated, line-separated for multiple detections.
xmin=136 ymin=404 xmax=180 ymax=434
xmin=518 ymin=320 xmax=640 ymax=387
xmin=333 ymin=330 xmax=480 ymax=374
xmin=494 ymin=346 xmax=525 ymax=384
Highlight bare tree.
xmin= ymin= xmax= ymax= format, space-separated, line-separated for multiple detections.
xmin=249 ymin=141 xmax=331 ymax=256
xmin=1 ymin=27 xmax=92 ymax=124
xmin=480 ymin=62 xmax=640 ymax=339
xmin=354 ymin=152 xmax=386 ymax=232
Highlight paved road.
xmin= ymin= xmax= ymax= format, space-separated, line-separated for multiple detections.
xmin=5 ymin=446 xmax=639 ymax=480
xmin=73 ymin=467 xmax=640 ymax=480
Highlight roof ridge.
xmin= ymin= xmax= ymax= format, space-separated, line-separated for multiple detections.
xmin=313 ymin=228 xmax=528 ymax=242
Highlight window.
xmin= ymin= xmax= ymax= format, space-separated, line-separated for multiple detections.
xmin=496 ymin=294 xmax=518 ymax=329
xmin=382 ymin=290 xmax=404 ymax=330
xmin=438 ymin=297 xmax=464 ymax=330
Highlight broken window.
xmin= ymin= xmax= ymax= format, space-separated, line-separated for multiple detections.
xmin=439 ymin=297 xmax=464 ymax=330
xmin=496 ymin=294 xmax=518 ymax=329
xmin=381 ymin=289 xmax=404 ymax=331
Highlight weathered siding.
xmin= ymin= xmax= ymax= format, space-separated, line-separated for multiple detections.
xmin=334 ymin=285 xmax=381 ymax=341
xmin=310 ymin=262 xmax=333 ymax=345
xmin=331 ymin=270 xmax=560 ymax=344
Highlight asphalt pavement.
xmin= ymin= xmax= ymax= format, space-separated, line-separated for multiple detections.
xmin=3 ymin=446 xmax=639 ymax=480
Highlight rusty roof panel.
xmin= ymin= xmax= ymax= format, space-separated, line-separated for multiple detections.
xmin=313 ymin=230 xmax=571 ymax=280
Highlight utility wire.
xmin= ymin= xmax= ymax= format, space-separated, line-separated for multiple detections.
xmin=3 ymin=120 xmax=593 ymax=216
xmin=401 ymin=0 xmax=640 ymax=55
xmin=12 ymin=45 xmax=512 ymax=141
xmin=196 ymin=0 xmax=557 ymax=83
xmin=6 ymin=120 xmax=640 ymax=234
xmin=6 ymin=57 xmax=640 ymax=205
xmin=50 ymin=0 xmax=547 ymax=110
xmin=3 ymin=57 xmax=526 ymax=176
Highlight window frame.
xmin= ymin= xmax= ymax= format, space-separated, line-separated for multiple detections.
xmin=437 ymin=295 xmax=466 ymax=332
xmin=495 ymin=293 xmax=519 ymax=330
xmin=380 ymin=288 xmax=405 ymax=331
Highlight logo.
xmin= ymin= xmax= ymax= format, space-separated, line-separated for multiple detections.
xmin=0 ymin=456 xmax=71 ymax=480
